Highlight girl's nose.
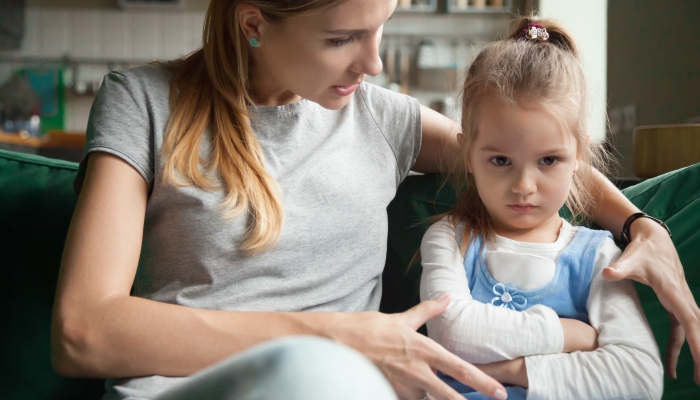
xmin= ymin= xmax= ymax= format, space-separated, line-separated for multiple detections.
xmin=512 ymin=168 xmax=537 ymax=195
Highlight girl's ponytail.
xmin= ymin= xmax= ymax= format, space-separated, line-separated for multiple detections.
xmin=508 ymin=16 xmax=580 ymax=59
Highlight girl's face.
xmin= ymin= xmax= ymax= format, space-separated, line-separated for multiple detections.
xmin=469 ymin=101 xmax=580 ymax=241
xmin=249 ymin=0 xmax=396 ymax=109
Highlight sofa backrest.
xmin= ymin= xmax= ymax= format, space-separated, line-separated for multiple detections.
xmin=2 ymin=148 xmax=699 ymax=399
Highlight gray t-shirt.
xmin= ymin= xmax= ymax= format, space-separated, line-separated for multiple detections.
xmin=75 ymin=64 xmax=421 ymax=399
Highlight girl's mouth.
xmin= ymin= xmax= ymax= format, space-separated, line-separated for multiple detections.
xmin=508 ymin=204 xmax=537 ymax=213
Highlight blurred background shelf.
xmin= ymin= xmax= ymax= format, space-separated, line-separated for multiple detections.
xmin=395 ymin=0 xmax=438 ymax=13
xmin=447 ymin=0 xmax=513 ymax=13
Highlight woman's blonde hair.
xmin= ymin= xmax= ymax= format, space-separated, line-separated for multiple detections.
xmin=447 ymin=16 xmax=610 ymax=252
xmin=160 ymin=0 xmax=346 ymax=254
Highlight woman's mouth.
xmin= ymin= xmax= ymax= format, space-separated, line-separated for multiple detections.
xmin=508 ymin=204 xmax=537 ymax=213
xmin=331 ymin=84 xmax=359 ymax=97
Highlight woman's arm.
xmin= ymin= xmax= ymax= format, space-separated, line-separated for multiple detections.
xmin=412 ymin=105 xmax=460 ymax=174
xmin=590 ymin=168 xmax=700 ymax=382
xmin=420 ymin=217 xmax=597 ymax=364
xmin=51 ymin=152 xmax=506 ymax=400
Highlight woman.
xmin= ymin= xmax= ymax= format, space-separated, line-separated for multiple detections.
xmin=51 ymin=1 xmax=700 ymax=399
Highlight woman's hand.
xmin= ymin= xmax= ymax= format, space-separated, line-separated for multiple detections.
xmin=602 ymin=217 xmax=700 ymax=383
xmin=324 ymin=294 xmax=507 ymax=400
xmin=560 ymin=318 xmax=599 ymax=353
xmin=475 ymin=357 xmax=528 ymax=388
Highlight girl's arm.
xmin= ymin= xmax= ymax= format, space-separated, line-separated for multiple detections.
xmin=420 ymin=217 xmax=596 ymax=364
xmin=51 ymin=152 xmax=506 ymax=400
xmin=417 ymin=109 xmax=700 ymax=381
xmin=482 ymin=239 xmax=664 ymax=399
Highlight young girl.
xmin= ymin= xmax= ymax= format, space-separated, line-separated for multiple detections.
xmin=420 ymin=17 xmax=664 ymax=399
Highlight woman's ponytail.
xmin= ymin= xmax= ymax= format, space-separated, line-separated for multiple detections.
xmin=160 ymin=0 xmax=345 ymax=255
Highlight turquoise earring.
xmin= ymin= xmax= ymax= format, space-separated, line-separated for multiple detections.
xmin=249 ymin=38 xmax=259 ymax=47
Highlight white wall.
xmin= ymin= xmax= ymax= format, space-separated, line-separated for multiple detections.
xmin=537 ymin=0 xmax=608 ymax=143
xmin=1 ymin=8 xmax=206 ymax=132
xmin=11 ymin=8 xmax=205 ymax=62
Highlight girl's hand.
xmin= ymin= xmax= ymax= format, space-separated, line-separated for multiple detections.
xmin=560 ymin=318 xmax=599 ymax=353
xmin=325 ymin=294 xmax=507 ymax=400
xmin=475 ymin=357 xmax=528 ymax=387
xmin=602 ymin=218 xmax=700 ymax=383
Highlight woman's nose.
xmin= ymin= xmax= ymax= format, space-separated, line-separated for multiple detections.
xmin=352 ymin=30 xmax=383 ymax=77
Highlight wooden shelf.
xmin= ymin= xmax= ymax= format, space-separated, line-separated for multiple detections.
xmin=0 ymin=130 xmax=85 ymax=149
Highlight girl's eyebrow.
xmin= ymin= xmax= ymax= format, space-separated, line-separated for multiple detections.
xmin=478 ymin=145 xmax=504 ymax=152
xmin=539 ymin=147 xmax=569 ymax=154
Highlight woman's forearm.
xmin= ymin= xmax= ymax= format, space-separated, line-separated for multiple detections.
xmin=52 ymin=294 xmax=337 ymax=378
xmin=590 ymin=168 xmax=640 ymax=238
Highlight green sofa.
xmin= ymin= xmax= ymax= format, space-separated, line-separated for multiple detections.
xmin=2 ymin=148 xmax=699 ymax=399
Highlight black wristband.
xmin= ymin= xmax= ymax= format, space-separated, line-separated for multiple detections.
xmin=620 ymin=212 xmax=672 ymax=245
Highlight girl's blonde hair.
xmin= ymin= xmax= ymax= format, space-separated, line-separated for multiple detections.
xmin=447 ymin=16 xmax=610 ymax=252
xmin=160 ymin=0 xmax=346 ymax=255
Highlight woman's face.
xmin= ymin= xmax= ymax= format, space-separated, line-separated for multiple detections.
xmin=249 ymin=0 xmax=396 ymax=109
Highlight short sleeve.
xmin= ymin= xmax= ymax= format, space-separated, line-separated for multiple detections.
xmin=73 ymin=66 xmax=170 ymax=194
xmin=357 ymin=83 xmax=422 ymax=182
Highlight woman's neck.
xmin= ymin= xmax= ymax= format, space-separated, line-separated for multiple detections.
xmin=248 ymin=60 xmax=303 ymax=107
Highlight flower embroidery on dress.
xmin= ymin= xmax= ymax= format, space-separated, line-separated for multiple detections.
xmin=490 ymin=283 xmax=527 ymax=310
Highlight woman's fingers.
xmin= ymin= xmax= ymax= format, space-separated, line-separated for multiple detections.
xmin=415 ymin=367 xmax=466 ymax=400
xmin=399 ymin=294 xmax=451 ymax=331
xmin=665 ymin=312 xmax=685 ymax=379
xmin=423 ymin=339 xmax=507 ymax=400
xmin=393 ymin=300 xmax=505 ymax=399
xmin=654 ymin=281 xmax=700 ymax=384
xmin=602 ymin=221 xmax=700 ymax=384
xmin=391 ymin=381 xmax=425 ymax=400
xmin=602 ymin=239 xmax=650 ymax=284
xmin=668 ymin=300 xmax=700 ymax=385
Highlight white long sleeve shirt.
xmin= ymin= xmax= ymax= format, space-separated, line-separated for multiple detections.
xmin=420 ymin=217 xmax=664 ymax=399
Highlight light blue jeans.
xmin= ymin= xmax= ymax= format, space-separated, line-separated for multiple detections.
xmin=154 ymin=336 xmax=397 ymax=400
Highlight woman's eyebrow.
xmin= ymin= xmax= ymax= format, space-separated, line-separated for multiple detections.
xmin=324 ymin=29 xmax=368 ymax=34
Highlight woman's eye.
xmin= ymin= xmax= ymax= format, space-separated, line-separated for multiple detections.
xmin=490 ymin=157 xmax=511 ymax=166
xmin=539 ymin=156 xmax=559 ymax=166
xmin=329 ymin=36 xmax=355 ymax=47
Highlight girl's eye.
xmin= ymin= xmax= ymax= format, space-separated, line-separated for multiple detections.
xmin=490 ymin=156 xmax=511 ymax=166
xmin=539 ymin=156 xmax=559 ymax=166
xmin=329 ymin=36 xmax=355 ymax=47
